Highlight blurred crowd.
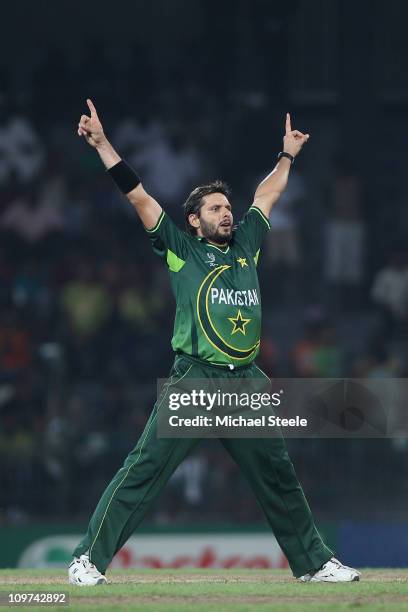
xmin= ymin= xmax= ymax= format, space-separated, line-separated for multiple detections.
xmin=1 ymin=35 xmax=408 ymax=526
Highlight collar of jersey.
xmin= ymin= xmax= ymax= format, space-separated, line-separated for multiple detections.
xmin=196 ymin=236 xmax=230 ymax=254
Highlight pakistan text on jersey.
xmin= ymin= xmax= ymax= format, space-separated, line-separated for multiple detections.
xmin=210 ymin=288 xmax=259 ymax=307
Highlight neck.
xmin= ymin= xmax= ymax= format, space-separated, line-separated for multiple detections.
xmin=206 ymin=238 xmax=228 ymax=247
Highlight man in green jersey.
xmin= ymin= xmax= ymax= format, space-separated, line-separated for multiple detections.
xmin=69 ymin=100 xmax=360 ymax=585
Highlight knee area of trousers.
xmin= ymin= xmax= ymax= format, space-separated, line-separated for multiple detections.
xmin=274 ymin=455 xmax=299 ymax=484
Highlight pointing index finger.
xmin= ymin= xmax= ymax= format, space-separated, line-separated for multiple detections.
xmin=87 ymin=98 xmax=98 ymax=119
xmin=285 ymin=112 xmax=292 ymax=135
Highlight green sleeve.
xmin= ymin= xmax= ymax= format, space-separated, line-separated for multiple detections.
xmin=234 ymin=206 xmax=271 ymax=262
xmin=145 ymin=211 xmax=189 ymax=272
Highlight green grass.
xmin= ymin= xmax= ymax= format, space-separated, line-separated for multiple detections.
xmin=0 ymin=569 xmax=407 ymax=611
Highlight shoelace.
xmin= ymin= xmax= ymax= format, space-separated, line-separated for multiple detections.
xmin=322 ymin=558 xmax=342 ymax=571
xmin=81 ymin=558 xmax=96 ymax=570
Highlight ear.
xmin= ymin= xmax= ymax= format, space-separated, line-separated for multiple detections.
xmin=188 ymin=213 xmax=200 ymax=230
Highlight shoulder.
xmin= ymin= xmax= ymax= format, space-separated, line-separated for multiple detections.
xmin=233 ymin=206 xmax=271 ymax=241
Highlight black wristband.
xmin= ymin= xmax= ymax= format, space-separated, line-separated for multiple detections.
xmin=277 ymin=151 xmax=294 ymax=165
xmin=107 ymin=160 xmax=141 ymax=194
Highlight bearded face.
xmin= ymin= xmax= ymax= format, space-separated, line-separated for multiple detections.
xmin=199 ymin=215 xmax=233 ymax=244
xmin=191 ymin=193 xmax=233 ymax=245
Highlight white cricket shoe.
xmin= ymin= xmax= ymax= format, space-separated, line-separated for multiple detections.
xmin=298 ymin=557 xmax=360 ymax=582
xmin=68 ymin=554 xmax=107 ymax=586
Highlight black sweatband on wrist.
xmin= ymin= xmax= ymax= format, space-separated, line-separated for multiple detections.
xmin=107 ymin=160 xmax=141 ymax=194
xmin=277 ymin=151 xmax=294 ymax=165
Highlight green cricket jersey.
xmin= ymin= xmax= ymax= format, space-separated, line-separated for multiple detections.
xmin=146 ymin=206 xmax=271 ymax=367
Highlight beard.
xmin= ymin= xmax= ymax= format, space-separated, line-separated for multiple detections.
xmin=199 ymin=218 xmax=233 ymax=245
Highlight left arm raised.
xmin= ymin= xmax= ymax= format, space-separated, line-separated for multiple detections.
xmin=252 ymin=113 xmax=309 ymax=217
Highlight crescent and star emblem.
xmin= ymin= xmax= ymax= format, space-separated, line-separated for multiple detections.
xmin=196 ymin=265 xmax=259 ymax=360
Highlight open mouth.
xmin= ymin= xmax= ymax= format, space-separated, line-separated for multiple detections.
xmin=220 ymin=221 xmax=231 ymax=228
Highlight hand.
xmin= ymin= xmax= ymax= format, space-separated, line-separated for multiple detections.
xmin=282 ymin=113 xmax=310 ymax=158
xmin=77 ymin=99 xmax=106 ymax=149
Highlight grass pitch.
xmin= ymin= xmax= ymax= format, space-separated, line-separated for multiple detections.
xmin=0 ymin=569 xmax=407 ymax=611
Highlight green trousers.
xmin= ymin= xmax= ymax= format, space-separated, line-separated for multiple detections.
xmin=73 ymin=354 xmax=332 ymax=577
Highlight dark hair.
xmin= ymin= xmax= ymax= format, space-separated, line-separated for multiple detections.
xmin=182 ymin=180 xmax=231 ymax=235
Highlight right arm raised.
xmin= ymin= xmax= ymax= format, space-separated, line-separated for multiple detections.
xmin=78 ymin=99 xmax=162 ymax=230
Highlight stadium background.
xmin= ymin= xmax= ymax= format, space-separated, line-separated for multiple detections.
xmin=0 ymin=0 xmax=408 ymax=569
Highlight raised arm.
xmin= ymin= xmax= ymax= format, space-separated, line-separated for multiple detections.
xmin=78 ymin=99 xmax=162 ymax=230
xmin=252 ymin=113 xmax=309 ymax=218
